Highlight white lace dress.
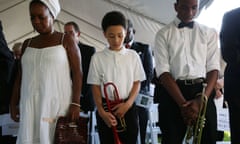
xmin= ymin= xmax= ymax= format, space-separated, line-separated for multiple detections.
xmin=17 ymin=45 xmax=72 ymax=144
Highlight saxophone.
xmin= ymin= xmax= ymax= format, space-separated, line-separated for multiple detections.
xmin=184 ymin=83 xmax=208 ymax=144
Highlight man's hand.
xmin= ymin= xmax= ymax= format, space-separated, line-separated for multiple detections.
xmin=180 ymin=96 xmax=202 ymax=125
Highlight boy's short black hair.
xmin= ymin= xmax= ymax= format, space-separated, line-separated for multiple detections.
xmin=101 ymin=11 xmax=127 ymax=32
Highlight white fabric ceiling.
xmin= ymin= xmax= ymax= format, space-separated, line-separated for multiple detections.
xmin=0 ymin=0 xmax=212 ymax=51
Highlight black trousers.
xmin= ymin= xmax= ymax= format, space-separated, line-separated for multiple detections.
xmin=96 ymin=103 xmax=138 ymax=144
xmin=224 ymin=65 xmax=240 ymax=144
xmin=158 ymin=82 xmax=217 ymax=144
xmin=0 ymin=135 xmax=16 ymax=144
xmin=0 ymin=127 xmax=17 ymax=144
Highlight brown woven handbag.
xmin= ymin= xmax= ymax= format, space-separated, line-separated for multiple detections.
xmin=54 ymin=116 xmax=89 ymax=144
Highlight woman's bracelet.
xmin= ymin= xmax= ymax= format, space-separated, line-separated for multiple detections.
xmin=70 ymin=102 xmax=81 ymax=107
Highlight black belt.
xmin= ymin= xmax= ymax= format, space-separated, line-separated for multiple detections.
xmin=176 ymin=78 xmax=205 ymax=85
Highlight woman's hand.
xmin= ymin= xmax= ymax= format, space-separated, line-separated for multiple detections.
xmin=66 ymin=104 xmax=80 ymax=122
xmin=10 ymin=104 xmax=20 ymax=122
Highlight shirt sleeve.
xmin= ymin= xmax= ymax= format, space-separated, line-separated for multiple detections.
xmin=154 ymin=29 xmax=170 ymax=78
xmin=87 ymin=54 xmax=101 ymax=85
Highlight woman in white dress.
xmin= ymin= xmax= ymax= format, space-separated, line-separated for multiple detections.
xmin=10 ymin=0 xmax=83 ymax=143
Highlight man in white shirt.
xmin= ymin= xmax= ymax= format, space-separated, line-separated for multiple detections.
xmin=154 ymin=0 xmax=220 ymax=143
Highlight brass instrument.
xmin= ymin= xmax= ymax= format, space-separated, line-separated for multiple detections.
xmin=184 ymin=83 xmax=208 ymax=144
xmin=103 ymin=82 xmax=126 ymax=144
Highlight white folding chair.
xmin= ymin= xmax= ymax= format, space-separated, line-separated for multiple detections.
xmin=146 ymin=103 xmax=161 ymax=144
xmin=88 ymin=111 xmax=100 ymax=144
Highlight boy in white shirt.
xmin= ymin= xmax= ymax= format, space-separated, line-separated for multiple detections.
xmin=87 ymin=11 xmax=145 ymax=144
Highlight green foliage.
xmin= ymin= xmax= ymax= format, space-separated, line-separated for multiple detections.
xmin=223 ymin=131 xmax=231 ymax=141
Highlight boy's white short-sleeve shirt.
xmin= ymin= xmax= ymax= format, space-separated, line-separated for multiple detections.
xmin=87 ymin=47 xmax=146 ymax=100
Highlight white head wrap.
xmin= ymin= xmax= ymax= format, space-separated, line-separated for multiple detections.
xmin=41 ymin=0 xmax=60 ymax=19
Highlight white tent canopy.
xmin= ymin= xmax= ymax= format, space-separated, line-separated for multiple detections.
xmin=0 ymin=0 xmax=212 ymax=51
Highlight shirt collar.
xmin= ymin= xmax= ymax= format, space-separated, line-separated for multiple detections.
xmin=174 ymin=17 xmax=182 ymax=28
xmin=105 ymin=46 xmax=127 ymax=55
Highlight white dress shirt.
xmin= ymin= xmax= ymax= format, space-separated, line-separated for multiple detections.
xmin=154 ymin=17 xmax=220 ymax=80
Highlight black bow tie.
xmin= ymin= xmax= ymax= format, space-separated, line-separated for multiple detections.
xmin=178 ymin=21 xmax=194 ymax=29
